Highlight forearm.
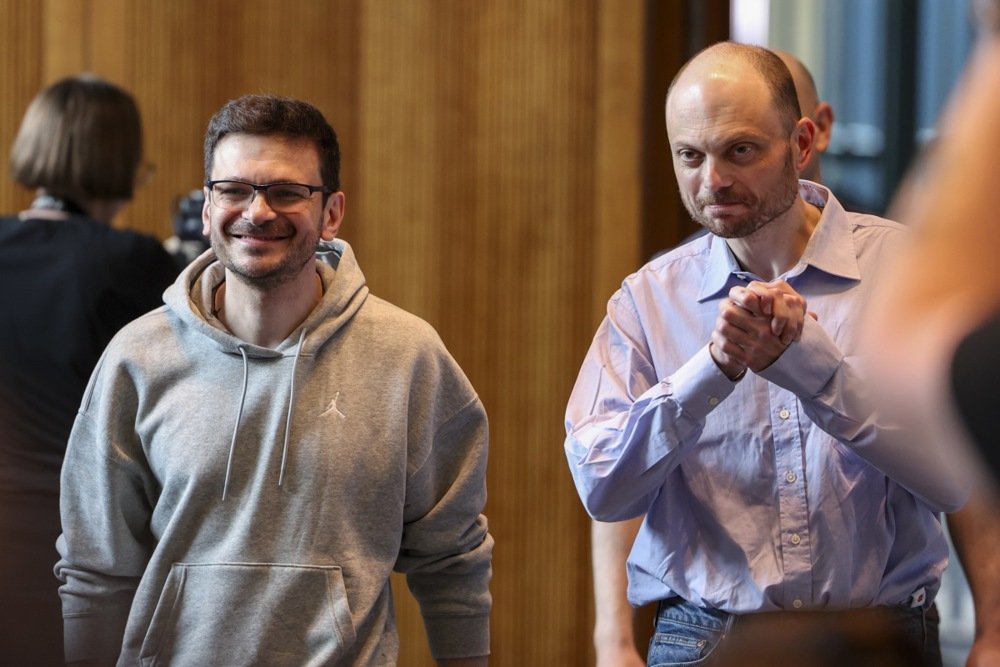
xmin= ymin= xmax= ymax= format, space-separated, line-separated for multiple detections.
xmin=948 ymin=490 xmax=1000 ymax=638
xmin=567 ymin=345 xmax=737 ymax=520
xmin=882 ymin=40 xmax=1000 ymax=336
xmin=592 ymin=518 xmax=642 ymax=644
xmin=592 ymin=517 xmax=646 ymax=667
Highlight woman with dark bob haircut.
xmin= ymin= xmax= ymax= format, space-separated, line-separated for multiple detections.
xmin=0 ymin=74 xmax=179 ymax=665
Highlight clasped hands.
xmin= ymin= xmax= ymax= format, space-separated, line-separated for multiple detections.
xmin=709 ymin=279 xmax=812 ymax=381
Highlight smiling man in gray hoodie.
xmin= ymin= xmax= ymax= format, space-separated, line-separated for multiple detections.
xmin=56 ymin=94 xmax=493 ymax=666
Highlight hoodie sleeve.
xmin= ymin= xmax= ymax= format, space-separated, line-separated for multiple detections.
xmin=55 ymin=351 xmax=159 ymax=664
xmin=394 ymin=358 xmax=493 ymax=660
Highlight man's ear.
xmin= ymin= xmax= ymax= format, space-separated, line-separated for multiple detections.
xmin=202 ymin=188 xmax=212 ymax=237
xmin=321 ymin=191 xmax=346 ymax=241
xmin=794 ymin=117 xmax=817 ymax=175
xmin=811 ymin=102 xmax=835 ymax=153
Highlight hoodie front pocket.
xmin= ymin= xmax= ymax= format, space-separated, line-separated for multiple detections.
xmin=139 ymin=562 xmax=356 ymax=667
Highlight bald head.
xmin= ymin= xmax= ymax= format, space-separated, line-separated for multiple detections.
xmin=667 ymin=42 xmax=802 ymax=135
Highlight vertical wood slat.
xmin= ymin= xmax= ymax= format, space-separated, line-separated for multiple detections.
xmin=595 ymin=0 xmax=645 ymax=311
xmin=41 ymin=0 xmax=86 ymax=81
xmin=87 ymin=0 xmax=127 ymax=83
xmin=0 ymin=2 xmax=662 ymax=664
xmin=0 ymin=1 xmax=43 ymax=212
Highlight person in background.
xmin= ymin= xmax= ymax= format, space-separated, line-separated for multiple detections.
xmin=0 ymin=74 xmax=179 ymax=666
xmin=566 ymin=41 xmax=970 ymax=667
xmin=588 ymin=47 xmax=1000 ymax=667
xmin=56 ymin=94 xmax=493 ymax=666
xmin=767 ymin=50 xmax=834 ymax=184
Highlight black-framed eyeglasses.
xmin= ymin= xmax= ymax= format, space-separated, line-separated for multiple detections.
xmin=205 ymin=180 xmax=332 ymax=213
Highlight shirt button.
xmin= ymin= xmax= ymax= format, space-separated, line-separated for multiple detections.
xmin=790 ymin=533 xmax=801 ymax=545
xmin=708 ymin=396 xmax=720 ymax=406
xmin=785 ymin=471 xmax=797 ymax=483
xmin=778 ymin=408 xmax=791 ymax=420
xmin=792 ymin=599 xmax=804 ymax=609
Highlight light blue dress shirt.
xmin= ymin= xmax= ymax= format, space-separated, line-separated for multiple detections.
xmin=565 ymin=182 xmax=964 ymax=613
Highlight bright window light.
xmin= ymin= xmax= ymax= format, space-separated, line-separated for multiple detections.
xmin=731 ymin=0 xmax=770 ymax=45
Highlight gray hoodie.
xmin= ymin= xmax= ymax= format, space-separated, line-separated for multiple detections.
xmin=56 ymin=239 xmax=493 ymax=665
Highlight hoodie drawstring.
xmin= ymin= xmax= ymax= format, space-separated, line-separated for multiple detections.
xmin=222 ymin=345 xmax=250 ymax=501
xmin=278 ymin=329 xmax=306 ymax=488
xmin=221 ymin=331 xmax=306 ymax=500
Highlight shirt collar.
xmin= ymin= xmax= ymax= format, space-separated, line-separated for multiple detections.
xmin=697 ymin=181 xmax=861 ymax=301
xmin=797 ymin=181 xmax=861 ymax=282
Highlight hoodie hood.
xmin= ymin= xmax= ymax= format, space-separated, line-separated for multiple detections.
xmin=163 ymin=238 xmax=369 ymax=359
xmin=162 ymin=238 xmax=370 ymax=499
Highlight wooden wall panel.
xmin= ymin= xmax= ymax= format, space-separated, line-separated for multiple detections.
xmin=41 ymin=0 xmax=88 ymax=81
xmin=354 ymin=3 xmax=641 ymax=662
xmin=0 ymin=1 xmax=43 ymax=213
xmin=0 ymin=1 xmax=679 ymax=664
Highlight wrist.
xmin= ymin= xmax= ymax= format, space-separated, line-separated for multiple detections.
xmin=709 ymin=342 xmax=748 ymax=381
xmin=594 ymin=624 xmax=636 ymax=650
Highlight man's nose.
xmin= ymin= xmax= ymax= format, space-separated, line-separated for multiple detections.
xmin=703 ymin=157 xmax=733 ymax=191
xmin=243 ymin=189 xmax=278 ymax=223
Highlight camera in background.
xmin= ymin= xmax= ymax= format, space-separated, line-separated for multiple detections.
xmin=164 ymin=189 xmax=209 ymax=267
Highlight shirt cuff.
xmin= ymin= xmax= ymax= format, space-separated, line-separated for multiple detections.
xmin=670 ymin=344 xmax=740 ymax=422
xmin=759 ymin=316 xmax=842 ymax=397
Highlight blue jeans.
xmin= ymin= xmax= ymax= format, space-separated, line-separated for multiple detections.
xmin=646 ymin=598 xmax=942 ymax=667
xmin=646 ymin=599 xmax=735 ymax=666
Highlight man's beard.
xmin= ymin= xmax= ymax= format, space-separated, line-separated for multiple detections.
xmin=210 ymin=221 xmax=319 ymax=289
xmin=685 ymin=149 xmax=799 ymax=239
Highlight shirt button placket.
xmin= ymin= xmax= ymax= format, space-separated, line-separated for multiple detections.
xmin=770 ymin=391 xmax=810 ymax=610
